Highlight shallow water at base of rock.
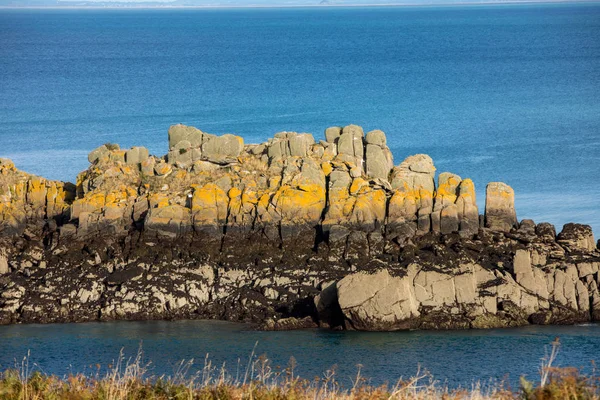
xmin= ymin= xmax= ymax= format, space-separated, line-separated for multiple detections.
xmin=1 ymin=320 xmax=599 ymax=389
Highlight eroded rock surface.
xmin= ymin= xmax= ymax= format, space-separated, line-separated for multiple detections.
xmin=0 ymin=125 xmax=598 ymax=330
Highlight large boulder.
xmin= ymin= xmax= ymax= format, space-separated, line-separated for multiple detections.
xmin=125 ymin=146 xmax=149 ymax=165
xmin=267 ymin=132 xmax=315 ymax=160
xmin=335 ymin=125 xmax=364 ymax=170
xmin=336 ymin=269 xmax=419 ymax=331
xmin=485 ymin=182 xmax=517 ymax=232
xmin=325 ymin=126 xmax=342 ymax=144
xmin=202 ymin=134 xmax=244 ymax=164
xmin=88 ymin=144 xmax=110 ymax=164
xmin=557 ymin=223 xmax=596 ymax=252
xmin=168 ymin=124 xmax=204 ymax=149
xmin=364 ymin=130 xmax=393 ymax=181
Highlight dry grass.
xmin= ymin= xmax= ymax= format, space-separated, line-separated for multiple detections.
xmin=0 ymin=341 xmax=597 ymax=400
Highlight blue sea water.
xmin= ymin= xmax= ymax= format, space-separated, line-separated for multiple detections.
xmin=0 ymin=4 xmax=599 ymax=233
xmin=0 ymin=321 xmax=599 ymax=389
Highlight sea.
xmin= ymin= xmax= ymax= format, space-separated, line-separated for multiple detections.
xmin=0 ymin=321 xmax=600 ymax=389
xmin=0 ymin=3 xmax=599 ymax=387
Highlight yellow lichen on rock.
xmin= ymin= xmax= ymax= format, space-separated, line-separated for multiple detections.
xmin=271 ymin=184 xmax=325 ymax=225
xmin=26 ymin=177 xmax=47 ymax=208
xmin=321 ymin=162 xmax=333 ymax=176
xmin=0 ymin=125 xmax=531 ymax=241
xmin=191 ymin=183 xmax=229 ymax=226
xmin=149 ymin=193 xmax=169 ymax=209
xmin=350 ymin=188 xmax=386 ymax=228
xmin=71 ymin=192 xmax=106 ymax=219
xmin=485 ymin=182 xmax=517 ymax=232
xmin=434 ymin=173 xmax=461 ymax=207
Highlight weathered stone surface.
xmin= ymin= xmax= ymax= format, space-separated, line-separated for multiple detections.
xmin=485 ymin=182 xmax=517 ymax=232
xmin=88 ymin=145 xmax=110 ymax=164
xmin=557 ymin=223 xmax=596 ymax=252
xmin=456 ymin=179 xmax=478 ymax=235
xmin=336 ymin=269 xmax=419 ymax=331
xmin=168 ymin=124 xmax=204 ymax=149
xmin=364 ymin=130 xmax=393 ymax=181
xmin=0 ymin=252 xmax=8 ymax=275
xmin=268 ymin=132 xmax=315 ymax=160
xmin=336 ymin=125 xmax=364 ymax=169
xmin=324 ymin=126 xmax=342 ymax=144
xmin=432 ymin=172 xmax=461 ymax=234
xmin=388 ymin=154 xmax=435 ymax=235
xmin=125 ymin=146 xmax=149 ymax=165
xmin=202 ymin=134 xmax=244 ymax=163
xmin=145 ymin=204 xmax=192 ymax=238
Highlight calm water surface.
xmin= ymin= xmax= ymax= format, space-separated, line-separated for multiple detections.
xmin=1 ymin=321 xmax=600 ymax=388
xmin=0 ymin=4 xmax=599 ymax=233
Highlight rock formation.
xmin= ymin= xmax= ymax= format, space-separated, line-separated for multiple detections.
xmin=0 ymin=125 xmax=598 ymax=330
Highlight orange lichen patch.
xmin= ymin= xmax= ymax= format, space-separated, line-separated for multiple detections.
xmin=272 ymin=184 xmax=325 ymax=224
xmin=228 ymin=187 xmax=242 ymax=199
xmin=0 ymin=159 xmax=16 ymax=175
xmin=351 ymin=188 xmax=386 ymax=224
xmin=11 ymin=181 xmax=26 ymax=200
xmin=268 ymin=176 xmax=281 ymax=189
xmin=458 ymin=179 xmax=476 ymax=201
xmin=388 ymin=174 xmax=435 ymax=221
xmin=109 ymin=150 xmax=126 ymax=163
xmin=241 ymin=187 xmax=259 ymax=206
xmin=388 ymin=190 xmax=418 ymax=221
xmin=174 ymin=170 xmax=187 ymax=180
xmin=154 ymin=162 xmax=172 ymax=177
xmin=323 ymin=185 xmax=353 ymax=225
xmin=228 ymin=188 xmax=243 ymax=222
xmin=234 ymin=135 xmax=244 ymax=149
xmin=435 ymin=175 xmax=460 ymax=203
xmin=341 ymin=196 xmax=357 ymax=217
xmin=349 ymin=178 xmax=368 ymax=196
xmin=71 ymin=192 xmax=106 ymax=219
xmin=321 ymin=162 xmax=333 ymax=176
xmin=149 ymin=193 xmax=169 ymax=209
xmin=192 ymin=183 xmax=228 ymax=225
xmin=119 ymin=165 xmax=135 ymax=175
xmin=257 ymin=193 xmax=271 ymax=216
xmin=26 ymin=177 xmax=47 ymax=207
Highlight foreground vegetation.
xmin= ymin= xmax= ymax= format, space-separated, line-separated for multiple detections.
xmin=0 ymin=341 xmax=598 ymax=399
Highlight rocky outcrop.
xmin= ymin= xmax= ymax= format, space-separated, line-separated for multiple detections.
xmin=485 ymin=182 xmax=517 ymax=231
xmin=0 ymin=124 xmax=598 ymax=330
xmin=317 ymin=250 xmax=600 ymax=331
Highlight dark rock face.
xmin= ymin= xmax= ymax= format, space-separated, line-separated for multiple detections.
xmin=0 ymin=125 xmax=598 ymax=331
xmin=1 ymin=218 xmax=598 ymax=331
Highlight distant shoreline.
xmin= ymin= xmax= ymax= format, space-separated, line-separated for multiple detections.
xmin=1 ymin=0 xmax=599 ymax=10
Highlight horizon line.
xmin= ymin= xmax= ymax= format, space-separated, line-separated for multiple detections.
xmin=1 ymin=0 xmax=599 ymax=10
